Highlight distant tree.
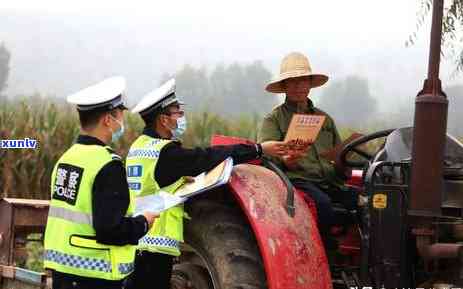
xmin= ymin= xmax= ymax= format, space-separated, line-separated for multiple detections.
xmin=317 ymin=75 xmax=377 ymax=128
xmin=209 ymin=61 xmax=275 ymax=114
xmin=241 ymin=61 xmax=275 ymax=111
xmin=176 ymin=64 xmax=210 ymax=110
xmin=164 ymin=61 xmax=277 ymax=116
xmin=0 ymin=43 xmax=11 ymax=98
xmin=410 ymin=1 xmax=463 ymax=73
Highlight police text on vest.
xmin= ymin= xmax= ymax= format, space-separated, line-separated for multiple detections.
xmin=52 ymin=164 xmax=84 ymax=205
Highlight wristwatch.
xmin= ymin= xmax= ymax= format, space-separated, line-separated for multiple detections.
xmin=255 ymin=143 xmax=263 ymax=158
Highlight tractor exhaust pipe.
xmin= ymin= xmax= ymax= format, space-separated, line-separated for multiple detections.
xmin=409 ymin=0 xmax=448 ymax=217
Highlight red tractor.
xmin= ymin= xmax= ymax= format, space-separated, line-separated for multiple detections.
xmin=0 ymin=1 xmax=461 ymax=288
xmin=171 ymin=1 xmax=463 ymax=288
xmin=171 ymin=126 xmax=463 ymax=289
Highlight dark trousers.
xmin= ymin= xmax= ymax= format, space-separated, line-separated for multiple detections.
xmin=291 ymin=179 xmax=335 ymax=238
xmin=51 ymin=270 xmax=124 ymax=289
xmin=125 ymin=251 xmax=174 ymax=289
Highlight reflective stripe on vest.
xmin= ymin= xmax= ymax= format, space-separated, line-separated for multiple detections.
xmin=44 ymin=249 xmax=111 ymax=273
xmin=118 ymin=262 xmax=135 ymax=275
xmin=44 ymin=250 xmax=134 ymax=275
xmin=138 ymin=236 xmax=179 ymax=250
xmin=127 ymin=149 xmax=160 ymax=159
xmin=48 ymin=206 xmax=93 ymax=226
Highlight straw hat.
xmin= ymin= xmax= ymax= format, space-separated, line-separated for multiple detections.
xmin=265 ymin=52 xmax=329 ymax=93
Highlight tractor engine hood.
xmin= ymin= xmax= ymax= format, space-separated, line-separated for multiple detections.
xmin=381 ymin=127 xmax=463 ymax=211
xmin=384 ymin=127 xmax=463 ymax=178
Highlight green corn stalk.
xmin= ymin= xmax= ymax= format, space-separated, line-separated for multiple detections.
xmin=1 ymin=98 xmax=401 ymax=200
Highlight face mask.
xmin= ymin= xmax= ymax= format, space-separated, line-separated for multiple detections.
xmin=110 ymin=115 xmax=125 ymax=143
xmin=172 ymin=116 xmax=187 ymax=139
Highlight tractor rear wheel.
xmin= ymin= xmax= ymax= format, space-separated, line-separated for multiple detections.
xmin=174 ymin=199 xmax=267 ymax=289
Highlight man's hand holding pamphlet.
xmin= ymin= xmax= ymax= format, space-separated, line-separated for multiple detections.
xmin=284 ymin=114 xmax=326 ymax=150
xmin=282 ymin=114 xmax=326 ymax=168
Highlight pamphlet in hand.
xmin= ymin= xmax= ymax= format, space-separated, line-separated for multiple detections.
xmin=175 ymin=157 xmax=234 ymax=198
xmin=133 ymin=157 xmax=234 ymax=216
xmin=284 ymin=114 xmax=326 ymax=151
xmin=134 ymin=191 xmax=186 ymax=216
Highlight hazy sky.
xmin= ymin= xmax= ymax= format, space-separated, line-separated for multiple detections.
xmin=1 ymin=0 xmax=461 ymax=112
xmin=2 ymin=0 xmax=425 ymax=48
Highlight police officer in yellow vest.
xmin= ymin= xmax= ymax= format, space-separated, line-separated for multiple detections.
xmin=43 ymin=76 xmax=158 ymax=289
xmin=125 ymin=78 xmax=287 ymax=289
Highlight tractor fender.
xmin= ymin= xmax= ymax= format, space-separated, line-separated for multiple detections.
xmin=227 ymin=164 xmax=332 ymax=289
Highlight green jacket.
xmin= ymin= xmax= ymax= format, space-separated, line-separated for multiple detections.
xmin=258 ymin=99 xmax=344 ymax=189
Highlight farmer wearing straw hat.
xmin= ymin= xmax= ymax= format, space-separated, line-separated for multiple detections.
xmin=258 ymin=52 xmax=347 ymax=250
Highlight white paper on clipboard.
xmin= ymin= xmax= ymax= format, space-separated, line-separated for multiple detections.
xmin=175 ymin=157 xmax=234 ymax=198
xmin=134 ymin=191 xmax=186 ymax=216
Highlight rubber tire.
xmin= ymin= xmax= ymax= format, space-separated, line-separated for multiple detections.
xmin=172 ymin=264 xmax=213 ymax=289
xmin=183 ymin=199 xmax=268 ymax=289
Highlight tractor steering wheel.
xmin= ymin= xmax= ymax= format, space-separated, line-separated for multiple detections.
xmin=337 ymin=129 xmax=395 ymax=171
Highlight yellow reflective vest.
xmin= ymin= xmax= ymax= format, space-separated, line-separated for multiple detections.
xmin=44 ymin=144 xmax=136 ymax=281
xmin=126 ymin=135 xmax=185 ymax=256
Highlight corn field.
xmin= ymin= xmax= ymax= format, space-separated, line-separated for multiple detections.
xmin=0 ymin=99 xmax=265 ymax=199
xmin=1 ymin=98 xmax=407 ymax=200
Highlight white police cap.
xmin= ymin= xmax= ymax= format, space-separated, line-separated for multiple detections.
xmin=67 ymin=76 xmax=128 ymax=111
xmin=132 ymin=78 xmax=185 ymax=115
